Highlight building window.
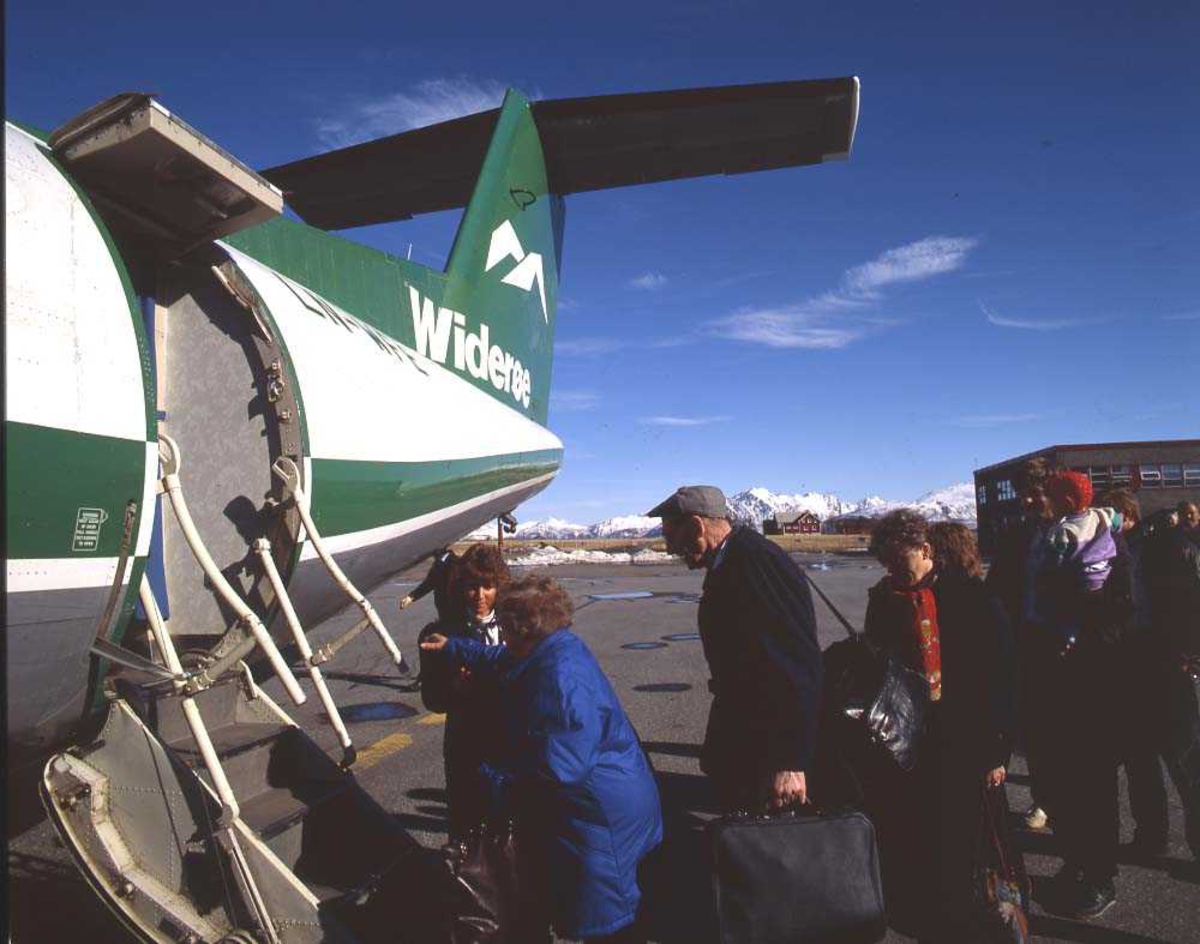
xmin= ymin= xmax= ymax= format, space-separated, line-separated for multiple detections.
xmin=1111 ymin=465 xmax=1132 ymax=486
xmin=997 ymin=479 xmax=1016 ymax=501
xmin=977 ymin=485 xmax=988 ymax=506
xmin=1089 ymin=466 xmax=1111 ymax=488
xmin=1185 ymin=463 xmax=1200 ymax=488
xmin=1163 ymin=463 xmax=1184 ymax=488
xmin=1140 ymin=464 xmax=1161 ymax=489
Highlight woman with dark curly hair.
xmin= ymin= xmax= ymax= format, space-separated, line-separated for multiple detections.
xmin=928 ymin=521 xmax=985 ymax=580
xmin=416 ymin=543 xmax=511 ymax=838
xmin=421 ymin=576 xmax=663 ymax=944
xmin=864 ymin=510 xmax=1018 ymax=942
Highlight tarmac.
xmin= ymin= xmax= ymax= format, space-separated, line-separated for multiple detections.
xmin=7 ymin=552 xmax=1199 ymax=942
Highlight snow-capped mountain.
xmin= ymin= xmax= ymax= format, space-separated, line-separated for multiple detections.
xmin=906 ymin=482 xmax=978 ymax=522
xmin=515 ymin=517 xmax=590 ymax=539
xmin=475 ymin=482 xmax=977 ymax=540
xmin=725 ymin=488 xmax=857 ymax=526
xmin=589 ymin=515 xmax=663 ymax=538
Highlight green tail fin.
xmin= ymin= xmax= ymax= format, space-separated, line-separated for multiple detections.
xmin=435 ymin=89 xmax=562 ymax=426
xmin=265 ymin=77 xmax=863 ymax=425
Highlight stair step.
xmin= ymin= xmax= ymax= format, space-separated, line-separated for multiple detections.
xmin=238 ymin=779 xmax=347 ymax=874
xmin=240 ymin=781 xmax=345 ymax=842
xmin=167 ymin=720 xmax=290 ymax=761
xmin=167 ymin=721 xmax=291 ymax=796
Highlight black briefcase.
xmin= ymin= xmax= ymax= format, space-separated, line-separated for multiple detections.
xmin=711 ymin=808 xmax=886 ymax=944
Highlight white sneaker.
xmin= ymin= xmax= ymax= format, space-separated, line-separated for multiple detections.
xmin=1023 ymin=805 xmax=1049 ymax=830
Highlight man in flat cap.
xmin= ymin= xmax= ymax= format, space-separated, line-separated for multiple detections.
xmin=647 ymin=485 xmax=822 ymax=811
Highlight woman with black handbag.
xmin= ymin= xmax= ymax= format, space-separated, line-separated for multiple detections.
xmin=861 ymin=511 xmax=1020 ymax=943
xmin=422 ymin=575 xmax=663 ymax=944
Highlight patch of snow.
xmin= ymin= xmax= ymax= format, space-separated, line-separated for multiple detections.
xmin=509 ymin=546 xmax=675 ymax=566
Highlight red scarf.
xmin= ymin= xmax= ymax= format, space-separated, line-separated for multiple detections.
xmin=890 ymin=578 xmax=943 ymax=702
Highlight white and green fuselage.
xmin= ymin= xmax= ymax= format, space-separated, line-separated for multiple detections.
xmin=7 ymin=77 xmax=861 ymax=762
xmin=5 ymin=91 xmax=564 ymax=757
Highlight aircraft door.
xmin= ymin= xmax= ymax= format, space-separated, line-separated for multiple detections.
xmin=153 ymin=253 xmax=305 ymax=645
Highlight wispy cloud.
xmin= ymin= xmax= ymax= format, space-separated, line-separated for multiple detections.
xmin=555 ymin=334 xmax=697 ymax=355
xmin=843 ymin=237 xmax=978 ymax=297
xmin=629 ymin=272 xmax=668 ymax=290
xmin=638 ymin=415 xmax=731 ymax=427
xmin=981 ymin=302 xmax=1091 ymax=331
xmin=315 ymin=76 xmax=516 ymax=149
xmin=709 ymin=235 xmax=978 ymax=350
xmin=712 ymin=311 xmax=867 ymax=349
xmin=1164 ymin=311 xmax=1200 ymax=322
xmin=556 ymin=337 xmax=626 ymax=356
xmin=551 ymin=390 xmax=600 ymax=412
xmin=952 ymin=413 xmax=1043 ymax=428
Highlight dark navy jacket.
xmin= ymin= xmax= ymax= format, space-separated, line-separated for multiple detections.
xmin=444 ymin=629 xmax=663 ymax=938
xmin=697 ymin=527 xmax=823 ymax=799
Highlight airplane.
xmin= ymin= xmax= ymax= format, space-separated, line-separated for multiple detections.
xmin=6 ymin=76 xmax=859 ymax=942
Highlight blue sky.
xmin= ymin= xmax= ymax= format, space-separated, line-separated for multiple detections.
xmin=8 ymin=1 xmax=1198 ymax=522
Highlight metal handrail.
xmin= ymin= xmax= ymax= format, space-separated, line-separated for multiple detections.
xmin=157 ymin=435 xmax=306 ymax=706
xmin=253 ymin=538 xmax=356 ymax=765
xmin=272 ymin=456 xmax=409 ymax=674
xmin=139 ymin=578 xmax=241 ymax=821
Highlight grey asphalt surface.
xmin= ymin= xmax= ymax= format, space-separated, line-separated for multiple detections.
xmin=8 ymin=552 xmax=1199 ymax=942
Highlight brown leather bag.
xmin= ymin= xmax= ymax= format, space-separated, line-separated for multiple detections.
xmin=440 ymin=821 xmax=549 ymax=944
xmin=974 ymin=788 xmax=1031 ymax=943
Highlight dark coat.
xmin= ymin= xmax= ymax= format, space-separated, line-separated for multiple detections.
xmin=1032 ymin=529 xmax=1137 ymax=652
xmin=864 ymin=572 xmax=1017 ymax=775
xmin=697 ymin=527 xmax=823 ymax=803
xmin=1143 ymin=527 xmax=1200 ymax=658
xmin=409 ymin=549 xmax=462 ymax=623
xmin=417 ymin=618 xmax=507 ymax=835
xmin=985 ymin=516 xmax=1043 ymax=629
xmin=444 ymin=630 xmax=663 ymax=939
xmin=862 ymin=572 xmax=1018 ymax=935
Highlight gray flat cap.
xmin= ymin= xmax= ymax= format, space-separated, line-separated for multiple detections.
xmin=646 ymin=485 xmax=728 ymax=519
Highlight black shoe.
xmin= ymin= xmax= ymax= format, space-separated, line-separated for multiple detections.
xmin=1068 ymin=882 xmax=1116 ymax=920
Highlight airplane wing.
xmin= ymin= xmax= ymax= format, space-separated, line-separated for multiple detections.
xmin=262 ymin=77 xmax=859 ymax=230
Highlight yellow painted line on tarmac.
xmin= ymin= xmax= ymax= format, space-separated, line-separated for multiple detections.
xmin=355 ymin=731 xmax=413 ymax=769
xmin=353 ymin=711 xmax=445 ymax=769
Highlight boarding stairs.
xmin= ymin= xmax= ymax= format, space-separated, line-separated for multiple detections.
xmin=43 ymin=438 xmax=442 ymax=943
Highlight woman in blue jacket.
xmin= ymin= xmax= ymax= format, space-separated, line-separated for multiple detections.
xmin=421 ymin=575 xmax=662 ymax=943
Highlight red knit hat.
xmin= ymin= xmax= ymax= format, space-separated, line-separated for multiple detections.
xmin=1046 ymin=470 xmax=1093 ymax=513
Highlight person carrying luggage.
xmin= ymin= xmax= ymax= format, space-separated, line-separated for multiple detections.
xmin=645 ymin=484 xmax=823 ymax=813
xmin=864 ymin=510 xmax=1018 ymax=942
xmin=421 ymin=575 xmax=662 ymax=944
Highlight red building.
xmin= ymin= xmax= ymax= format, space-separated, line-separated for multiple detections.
xmin=763 ymin=511 xmax=822 ymax=534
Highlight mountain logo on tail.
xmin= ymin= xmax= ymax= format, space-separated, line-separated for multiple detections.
xmin=485 ymin=219 xmax=548 ymax=324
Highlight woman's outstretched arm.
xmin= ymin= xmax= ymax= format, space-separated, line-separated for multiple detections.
xmin=420 ymin=634 xmax=512 ymax=675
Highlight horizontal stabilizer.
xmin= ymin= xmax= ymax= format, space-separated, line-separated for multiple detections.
xmin=262 ymin=77 xmax=859 ymax=230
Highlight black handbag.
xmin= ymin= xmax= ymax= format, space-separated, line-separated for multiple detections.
xmin=807 ymin=573 xmax=928 ymax=772
xmin=438 ymin=820 xmax=548 ymax=944
xmin=711 ymin=807 xmax=886 ymax=944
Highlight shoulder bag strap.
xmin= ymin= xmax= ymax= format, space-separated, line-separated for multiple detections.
xmin=802 ymin=570 xmax=863 ymax=640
